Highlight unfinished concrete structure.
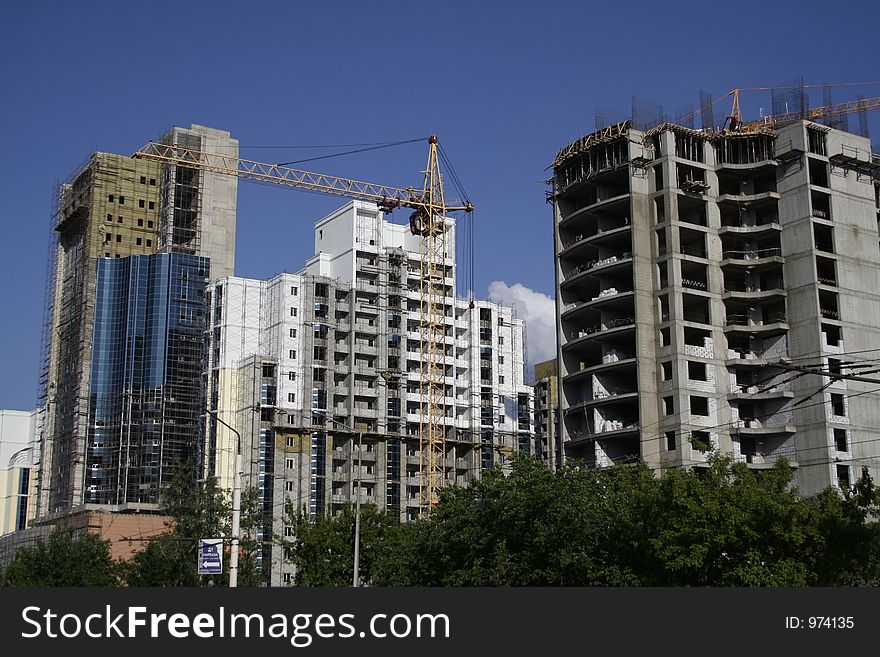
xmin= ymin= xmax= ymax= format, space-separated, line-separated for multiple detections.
xmin=208 ymin=201 xmax=534 ymax=585
xmin=552 ymin=118 xmax=880 ymax=496
xmin=532 ymin=359 xmax=560 ymax=470
xmin=34 ymin=125 xmax=236 ymax=519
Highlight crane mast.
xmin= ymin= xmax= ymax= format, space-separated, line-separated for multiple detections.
xmin=133 ymin=137 xmax=471 ymax=516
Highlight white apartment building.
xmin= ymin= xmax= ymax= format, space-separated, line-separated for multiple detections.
xmin=207 ymin=201 xmax=534 ymax=585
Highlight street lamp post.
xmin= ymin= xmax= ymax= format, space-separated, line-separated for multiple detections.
xmin=207 ymin=410 xmax=242 ymax=588
xmin=314 ymin=410 xmax=363 ymax=587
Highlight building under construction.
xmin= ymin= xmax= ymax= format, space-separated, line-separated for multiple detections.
xmin=34 ymin=125 xmax=237 ymax=518
xmin=208 ymin=201 xmax=535 ymax=585
xmin=551 ymin=88 xmax=880 ymax=496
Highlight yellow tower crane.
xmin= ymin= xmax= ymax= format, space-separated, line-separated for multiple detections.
xmin=133 ymin=136 xmax=473 ymax=515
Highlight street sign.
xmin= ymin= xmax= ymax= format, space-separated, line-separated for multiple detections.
xmin=198 ymin=538 xmax=224 ymax=575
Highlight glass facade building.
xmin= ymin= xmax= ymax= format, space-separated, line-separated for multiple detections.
xmin=86 ymin=253 xmax=209 ymax=505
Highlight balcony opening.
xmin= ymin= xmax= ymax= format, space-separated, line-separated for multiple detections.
xmin=653 ymin=166 xmax=664 ymax=192
xmin=807 ymin=127 xmax=827 ymax=156
xmin=834 ymin=428 xmax=848 ymax=452
xmin=657 ymin=261 xmax=669 ymax=290
xmin=675 ymin=133 xmax=705 ymax=163
xmin=677 ymin=195 xmax=708 ymax=227
xmin=836 ymin=464 xmax=851 ymax=490
xmin=813 ymin=223 xmax=834 ymax=254
xmin=809 ymin=158 xmax=829 ymax=188
xmin=822 ymin=323 xmax=842 ymax=347
xmin=687 ymin=361 xmax=707 ymax=381
xmin=690 ymin=396 xmax=709 ymax=416
xmin=680 ymin=261 xmax=708 ymax=291
xmin=679 ymin=227 xmax=706 ymax=259
xmin=819 ymin=290 xmax=840 ymax=321
xmin=659 ymin=327 xmax=671 ymax=347
xmin=689 ymin=430 xmax=712 ymax=451
xmin=677 ymin=163 xmax=708 ymax=194
xmin=661 ymin=361 xmax=673 ymax=382
xmin=659 ymin=294 xmax=669 ymax=323
xmin=682 ymin=293 xmax=710 ymax=325
xmin=663 ymin=396 xmax=674 ymax=415
xmin=816 ymin=256 xmax=837 ymax=286
xmin=656 ymin=228 xmax=667 ymax=256
xmin=830 ymin=393 xmax=846 ymax=417
xmin=665 ymin=431 xmax=676 ymax=451
xmin=684 ymin=326 xmax=710 ymax=349
xmin=811 ymin=190 xmax=831 ymax=220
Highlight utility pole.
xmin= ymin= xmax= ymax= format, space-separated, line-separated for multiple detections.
xmin=208 ymin=410 xmax=242 ymax=588
xmin=314 ymin=411 xmax=363 ymax=587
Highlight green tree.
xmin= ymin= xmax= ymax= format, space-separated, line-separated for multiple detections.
xmin=282 ymin=502 xmax=399 ymax=586
xmin=1 ymin=529 xmax=120 ymax=586
xmin=122 ymin=461 xmax=265 ymax=586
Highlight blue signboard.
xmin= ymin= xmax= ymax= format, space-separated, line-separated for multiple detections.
xmin=198 ymin=538 xmax=224 ymax=575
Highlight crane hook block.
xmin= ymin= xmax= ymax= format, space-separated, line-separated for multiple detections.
xmin=428 ymin=135 xmax=439 ymax=144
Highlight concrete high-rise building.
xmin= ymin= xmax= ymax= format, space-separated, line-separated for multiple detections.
xmin=34 ymin=125 xmax=236 ymax=518
xmin=551 ymin=118 xmax=880 ymax=495
xmin=208 ymin=201 xmax=534 ymax=585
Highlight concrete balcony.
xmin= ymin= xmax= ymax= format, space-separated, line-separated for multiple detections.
xmin=724 ymin=312 xmax=788 ymax=336
xmin=560 ymin=254 xmax=633 ymax=289
xmin=561 ymin=290 xmax=634 ymax=320
xmin=563 ymin=356 xmax=637 ymax=384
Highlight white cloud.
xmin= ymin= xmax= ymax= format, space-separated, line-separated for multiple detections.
xmin=487 ymin=281 xmax=556 ymax=375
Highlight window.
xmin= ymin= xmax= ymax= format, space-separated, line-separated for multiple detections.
xmin=115 ymin=234 xmax=122 ymax=243
xmin=148 ymin=201 xmax=155 ymax=210
xmin=831 ymin=393 xmax=846 ymax=416
xmin=136 ymin=238 xmax=142 ymax=246
xmin=289 ymin=350 xmax=297 ymax=359
xmin=118 ymin=196 xmax=125 ymax=205
xmin=499 ymin=375 xmax=505 ymax=384
xmin=661 ymin=361 xmax=673 ymax=381
xmin=138 ymin=218 xmax=144 ymax=227
xmin=262 ymin=364 xmax=276 ymax=378
xmin=146 ymin=239 xmax=152 ymax=247
xmin=149 ymin=178 xmax=156 ymax=185
xmin=498 ymin=317 xmax=505 ymax=326
xmin=288 ymin=371 xmax=296 ymax=381
xmin=690 ymin=396 xmax=709 ymax=416
xmin=108 ymin=194 xmax=114 ymax=202
xmin=659 ymin=327 xmax=671 ymax=347
xmin=498 ymin=356 xmax=504 ymax=365
xmin=288 ymin=393 xmax=296 ymax=403
xmin=107 ymin=213 xmax=113 ymax=221
xmin=117 ymin=216 xmax=123 ymax=223
xmin=140 ymin=176 xmax=147 ymax=184
xmin=286 ymin=458 xmax=294 ymax=469
xmin=688 ymin=361 xmax=707 ymax=381
xmin=663 ymin=396 xmax=674 ymax=415
xmin=139 ymin=199 xmax=145 ymax=208
xmin=837 ymin=464 xmax=850 ymax=489
xmin=834 ymin=428 xmax=848 ymax=452
xmin=285 ymin=481 xmax=294 ymax=492
xmin=690 ymin=431 xmax=711 ymax=452
xmin=290 ymin=328 xmax=297 ymax=338
xmin=665 ymin=431 xmax=676 ymax=451
xmin=105 ymin=233 xmax=112 ymax=243
xmin=284 ymin=526 xmax=294 ymax=537
xmin=147 ymin=220 xmax=153 ymax=228
xmin=291 ymin=286 xmax=298 ymax=296
xmin=286 ymin=437 xmax=295 ymax=447
xmin=290 ymin=307 xmax=298 ymax=317
xmin=499 ymin=336 xmax=504 ymax=345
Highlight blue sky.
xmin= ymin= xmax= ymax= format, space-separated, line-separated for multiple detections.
xmin=1 ymin=0 xmax=878 ymax=410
